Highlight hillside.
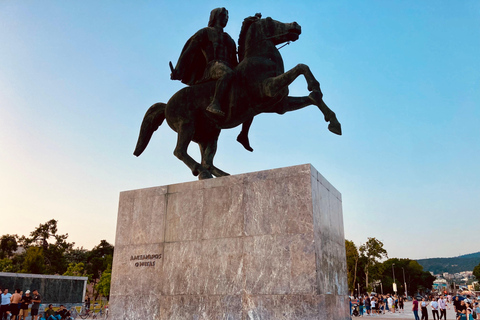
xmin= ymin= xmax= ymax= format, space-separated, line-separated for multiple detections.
xmin=416 ymin=252 xmax=480 ymax=274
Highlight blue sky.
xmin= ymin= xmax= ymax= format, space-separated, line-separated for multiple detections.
xmin=1 ymin=1 xmax=479 ymax=259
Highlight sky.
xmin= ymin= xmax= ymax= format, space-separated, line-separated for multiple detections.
xmin=1 ymin=1 xmax=479 ymax=260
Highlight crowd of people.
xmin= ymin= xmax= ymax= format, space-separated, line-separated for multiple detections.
xmin=351 ymin=293 xmax=406 ymax=316
xmin=411 ymin=294 xmax=480 ymax=320
xmin=0 ymin=288 xmax=41 ymax=320
xmin=351 ymin=293 xmax=480 ymax=320
xmin=0 ymin=287 xmax=72 ymax=320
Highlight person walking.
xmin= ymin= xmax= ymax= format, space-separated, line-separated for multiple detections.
xmin=413 ymin=297 xmax=421 ymax=320
xmin=0 ymin=288 xmax=12 ymax=320
xmin=438 ymin=295 xmax=447 ymax=320
xmin=421 ymin=297 xmax=430 ymax=320
xmin=431 ymin=297 xmax=440 ymax=320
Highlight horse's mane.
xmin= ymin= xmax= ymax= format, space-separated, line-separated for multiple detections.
xmin=238 ymin=13 xmax=262 ymax=63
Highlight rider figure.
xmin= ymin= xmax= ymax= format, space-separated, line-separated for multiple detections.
xmin=170 ymin=7 xmax=236 ymax=117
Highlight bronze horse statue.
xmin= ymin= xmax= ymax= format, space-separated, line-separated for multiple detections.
xmin=134 ymin=15 xmax=342 ymax=180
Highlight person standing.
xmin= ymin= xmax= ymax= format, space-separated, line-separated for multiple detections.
xmin=365 ymin=295 xmax=371 ymax=315
xmin=387 ymin=295 xmax=393 ymax=312
xmin=421 ymin=297 xmax=430 ymax=320
xmin=0 ymin=288 xmax=12 ymax=320
xmin=19 ymin=290 xmax=32 ymax=320
xmin=359 ymin=297 xmax=364 ymax=317
xmin=10 ymin=289 xmax=22 ymax=320
xmin=30 ymin=289 xmax=41 ymax=320
xmin=399 ymin=295 xmax=404 ymax=312
xmin=431 ymin=297 xmax=440 ymax=320
xmin=438 ymin=295 xmax=447 ymax=320
xmin=413 ymin=296 xmax=420 ymax=320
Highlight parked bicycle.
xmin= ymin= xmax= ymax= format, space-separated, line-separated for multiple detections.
xmin=79 ymin=305 xmax=108 ymax=319
xmin=68 ymin=306 xmax=79 ymax=319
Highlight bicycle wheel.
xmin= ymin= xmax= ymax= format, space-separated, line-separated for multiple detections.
xmin=70 ymin=307 xmax=79 ymax=319
xmin=79 ymin=310 xmax=89 ymax=319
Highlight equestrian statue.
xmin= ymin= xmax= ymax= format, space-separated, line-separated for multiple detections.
xmin=134 ymin=8 xmax=342 ymax=180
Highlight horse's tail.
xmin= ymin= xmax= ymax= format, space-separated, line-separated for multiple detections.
xmin=133 ymin=102 xmax=166 ymax=157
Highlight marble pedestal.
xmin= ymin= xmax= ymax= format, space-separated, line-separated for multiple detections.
xmin=110 ymin=164 xmax=348 ymax=319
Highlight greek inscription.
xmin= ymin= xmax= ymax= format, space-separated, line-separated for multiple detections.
xmin=130 ymin=253 xmax=161 ymax=267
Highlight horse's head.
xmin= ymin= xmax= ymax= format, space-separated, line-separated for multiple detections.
xmin=238 ymin=15 xmax=302 ymax=61
xmin=255 ymin=17 xmax=302 ymax=45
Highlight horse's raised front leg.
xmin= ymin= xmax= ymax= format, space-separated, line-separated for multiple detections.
xmin=262 ymin=64 xmax=341 ymax=135
xmin=173 ymin=124 xmax=211 ymax=179
xmin=199 ymin=139 xmax=230 ymax=178
xmin=277 ymin=96 xmax=342 ymax=135
xmin=262 ymin=63 xmax=319 ymax=97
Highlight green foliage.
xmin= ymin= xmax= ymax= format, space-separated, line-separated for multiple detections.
xmin=0 ymin=258 xmax=14 ymax=272
xmin=378 ymin=258 xmax=436 ymax=295
xmin=473 ymin=262 xmax=480 ymax=281
xmin=22 ymin=246 xmax=45 ymax=274
xmin=95 ymin=266 xmax=112 ymax=299
xmin=0 ymin=219 xmax=114 ymax=301
xmin=345 ymin=240 xmax=359 ymax=294
xmin=63 ymin=262 xmax=93 ymax=282
xmin=0 ymin=234 xmax=18 ymax=258
xmin=359 ymin=237 xmax=388 ymax=290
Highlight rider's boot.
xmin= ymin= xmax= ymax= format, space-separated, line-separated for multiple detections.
xmin=237 ymin=131 xmax=253 ymax=152
xmin=206 ymin=99 xmax=225 ymax=117
xmin=236 ymin=118 xmax=254 ymax=152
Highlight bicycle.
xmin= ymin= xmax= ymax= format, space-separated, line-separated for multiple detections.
xmin=78 ymin=306 xmax=91 ymax=319
xmin=69 ymin=306 xmax=80 ymax=319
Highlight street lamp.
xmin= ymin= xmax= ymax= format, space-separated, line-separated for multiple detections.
xmin=402 ymin=267 xmax=408 ymax=298
xmin=392 ymin=263 xmax=397 ymax=293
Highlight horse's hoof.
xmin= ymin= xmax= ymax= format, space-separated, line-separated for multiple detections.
xmin=328 ymin=121 xmax=342 ymax=135
xmin=198 ymin=171 xmax=214 ymax=180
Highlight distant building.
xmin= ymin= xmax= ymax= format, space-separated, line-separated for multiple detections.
xmin=433 ymin=278 xmax=448 ymax=292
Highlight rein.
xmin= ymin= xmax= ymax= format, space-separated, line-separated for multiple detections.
xmin=244 ymin=32 xmax=292 ymax=56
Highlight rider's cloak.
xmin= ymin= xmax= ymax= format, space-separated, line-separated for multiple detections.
xmin=172 ymin=27 xmax=237 ymax=86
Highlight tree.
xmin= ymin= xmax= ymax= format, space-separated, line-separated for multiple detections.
xmin=23 ymin=219 xmax=74 ymax=274
xmin=359 ymin=237 xmax=388 ymax=291
xmin=473 ymin=262 xmax=480 ymax=282
xmin=87 ymin=240 xmax=114 ymax=282
xmin=95 ymin=265 xmax=112 ymax=300
xmin=345 ymin=240 xmax=359 ymax=294
xmin=22 ymin=247 xmax=45 ymax=274
xmin=63 ymin=262 xmax=92 ymax=281
xmin=0 ymin=234 xmax=18 ymax=259
xmin=0 ymin=258 xmax=14 ymax=272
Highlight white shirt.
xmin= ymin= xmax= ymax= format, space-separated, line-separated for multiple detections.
xmin=387 ymin=297 xmax=393 ymax=306
xmin=438 ymin=298 xmax=446 ymax=309
xmin=431 ymin=301 xmax=439 ymax=310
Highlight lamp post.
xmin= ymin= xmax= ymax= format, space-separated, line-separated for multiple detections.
xmin=392 ymin=263 xmax=397 ymax=293
xmin=402 ymin=267 xmax=408 ymax=298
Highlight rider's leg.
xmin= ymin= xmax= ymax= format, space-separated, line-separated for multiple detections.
xmin=207 ymin=69 xmax=233 ymax=117
xmin=236 ymin=117 xmax=254 ymax=152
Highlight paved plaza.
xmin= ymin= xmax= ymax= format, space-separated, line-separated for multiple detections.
xmin=353 ymin=301 xmax=458 ymax=320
